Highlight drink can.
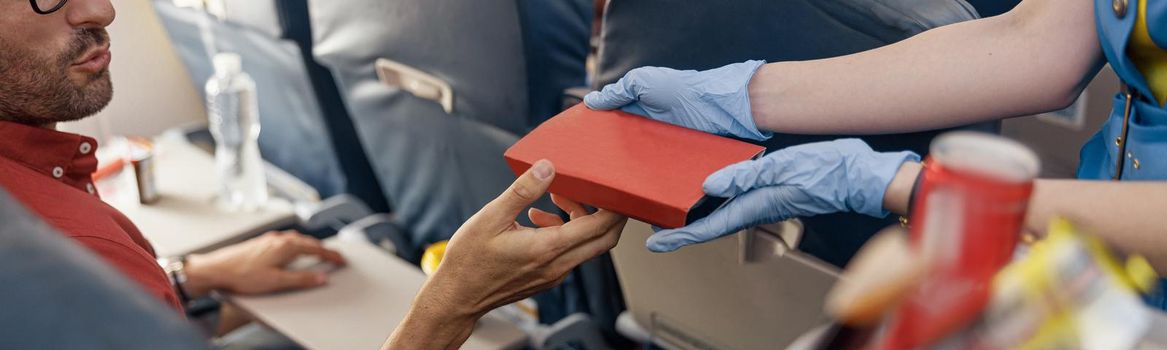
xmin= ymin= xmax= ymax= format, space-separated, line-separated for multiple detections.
xmin=879 ymin=132 xmax=1040 ymax=348
xmin=128 ymin=137 xmax=159 ymax=204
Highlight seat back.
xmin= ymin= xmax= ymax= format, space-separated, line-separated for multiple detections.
xmin=0 ymin=188 xmax=208 ymax=349
xmin=596 ymin=0 xmax=994 ymax=267
xmin=153 ymin=0 xmax=388 ymax=213
xmin=308 ymin=0 xmax=589 ymax=250
xmin=613 ymin=220 xmax=839 ymax=349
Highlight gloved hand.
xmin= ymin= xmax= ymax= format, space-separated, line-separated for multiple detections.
xmin=584 ymin=60 xmax=772 ymax=141
xmin=647 ymin=139 xmax=920 ymax=252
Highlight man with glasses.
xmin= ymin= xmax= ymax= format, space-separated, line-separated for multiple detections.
xmin=1 ymin=0 xmax=350 ymax=314
xmin=0 ymin=1 xmax=625 ymax=348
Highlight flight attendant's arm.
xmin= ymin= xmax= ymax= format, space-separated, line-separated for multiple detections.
xmin=749 ymin=0 xmax=1104 ymax=134
xmin=586 ymin=0 xmax=1106 ymax=138
xmin=1025 ymin=180 xmax=1167 ymax=271
xmin=882 ymin=167 xmax=1167 ymax=271
xmin=826 ymin=176 xmax=1167 ymax=325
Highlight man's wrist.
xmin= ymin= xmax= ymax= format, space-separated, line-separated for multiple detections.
xmin=159 ymin=257 xmax=194 ymax=306
xmin=181 ymin=254 xmax=223 ymax=298
xmin=883 ymin=161 xmax=923 ymax=216
xmin=384 ymin=278 xmax=481 ymax=350
xmin=415 ymin=274 xmax=484 ymax=322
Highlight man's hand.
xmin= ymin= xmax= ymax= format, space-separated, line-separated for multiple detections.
xmin=183 ymin=231 xmax=347 ymax=297
xmin=385 ymin=160 xmax=627 ymax=350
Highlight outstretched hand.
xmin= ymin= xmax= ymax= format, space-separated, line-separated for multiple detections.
xmin=385 ymin=160 xmax=627 ymax=350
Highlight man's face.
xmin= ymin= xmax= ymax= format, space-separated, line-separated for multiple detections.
xmin=0 ymin=0 xmax=116 ymax=125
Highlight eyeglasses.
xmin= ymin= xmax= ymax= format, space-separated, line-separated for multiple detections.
xmin=30 ymin=0 xmax=68 ymax=15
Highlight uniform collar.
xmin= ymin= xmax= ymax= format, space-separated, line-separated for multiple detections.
xmin=0 ymin=120 xmax=100 ymax=192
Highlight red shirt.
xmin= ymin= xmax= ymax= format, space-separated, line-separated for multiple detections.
xmin=0 ymin=121 xmax=182 ymax=310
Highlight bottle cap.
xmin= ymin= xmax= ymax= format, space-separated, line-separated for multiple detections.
xmin=212 ymin=52 xmax=243 ymax=76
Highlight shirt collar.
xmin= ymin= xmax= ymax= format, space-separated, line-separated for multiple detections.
xmin=0 ymin=120 xmax=99 ymax=191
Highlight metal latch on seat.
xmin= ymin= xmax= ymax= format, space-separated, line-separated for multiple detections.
xmin=738 ymin=220 xmax=803 ymax=264
xmin=375 ymin=58 xmax=455 ymax=114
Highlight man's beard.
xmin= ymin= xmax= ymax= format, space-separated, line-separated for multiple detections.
xmin=0 ymin=28 xmax=113 ymax=125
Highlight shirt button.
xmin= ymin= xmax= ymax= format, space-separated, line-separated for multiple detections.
xmin=86 ymin=183 xmax=96 ymax=194
xmin=79 ymin=142 xmax=92 ymax=155
xmin=52 ymin=166 xmax=64 ymax=179
xmin=1114 ymin=0 xmax=1128 ymax=18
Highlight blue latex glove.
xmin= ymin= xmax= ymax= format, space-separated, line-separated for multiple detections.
xmin=584 ymin=60 xmax=772 ymax=141
xmin=647 ymin=139 xmax=920 ymax=253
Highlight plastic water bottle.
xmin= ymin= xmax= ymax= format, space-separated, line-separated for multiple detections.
xmin=206 ymin=53 xmax=268 ymax=211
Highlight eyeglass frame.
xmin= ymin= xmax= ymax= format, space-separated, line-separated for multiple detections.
xmin=30 ymin=0 xmax=68 ymax=15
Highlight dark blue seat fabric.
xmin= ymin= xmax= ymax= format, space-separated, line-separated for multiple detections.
xmin=153 ymin=1 xmax=389 ymax=214
xmin=595 ymin=0 xmax=996 ymax=267
xmin=517 ymin=0 xmax=593 ymax=130
xmin=965 ymin=0 xmax=1021 ymax=17
xmin=0 ymin=187 xmax=209 ymax=350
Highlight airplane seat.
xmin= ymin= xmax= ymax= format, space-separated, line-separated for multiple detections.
xmin=595 ymin=0 xmax=995 ymax=267
xmin=307 ymin=0 xmax=531 ymax=264
xmin=307 ymin=0 xmax=624 ymax=331
xmin=0 ymin=187 xmax=208 ymax=349
xmin=151 ymin=0 xmax=390 ymax=213
xmin=306 ymin=0 xmax=585 ymax=263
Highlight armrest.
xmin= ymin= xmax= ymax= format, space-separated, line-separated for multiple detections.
xmin=296 ymin=194 xmax=373 ymax=232
xmin=533 ymin=313 xmax=613 ymax=350
xmin=336 ymin=214 xmax=419 ymax=264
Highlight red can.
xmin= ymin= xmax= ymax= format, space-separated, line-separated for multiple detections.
xmin=879 ymin=132 xmax=1040 ymax=349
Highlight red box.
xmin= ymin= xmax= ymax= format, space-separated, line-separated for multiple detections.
xmin=504 ymin=104 xmax=765 ymax=228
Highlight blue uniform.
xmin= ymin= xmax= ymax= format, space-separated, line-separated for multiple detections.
xmin=1079 ymin=0 xmax=1167 ymax=308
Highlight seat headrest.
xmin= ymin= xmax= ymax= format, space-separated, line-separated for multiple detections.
xmin=165 ymin=0 xmax=284 ymax=38
xmin=308 ymin=0 xmax=530 ymax=134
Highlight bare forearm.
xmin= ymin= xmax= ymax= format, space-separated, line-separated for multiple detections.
xmin=749 ymin=0 xmax=1101 ymax=135
xmin=1026 ymin=180 xmax=1167 ymax=271
xmin=383 ymin=307 xmax=475 ymax=350
xmin=881 ymin=166 xmax=1167 ymax=270
xmin=382 ymin=279 xmax=480 ymax=350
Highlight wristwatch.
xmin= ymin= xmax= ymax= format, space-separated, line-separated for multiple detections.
xmin=158 ymin=256 xmax=193 ymax=306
